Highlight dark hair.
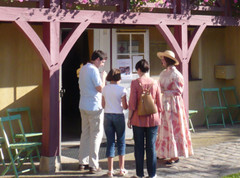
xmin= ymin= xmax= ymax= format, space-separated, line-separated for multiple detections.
xmin=164 ymin=57 xmax=176 ymax=66
xmin=135 ymin=59 xmax=149 ymax=73
xmin=106 ymin=69 xmax=121 ymax=82
xmin=91 ymin=50 xmax=107 ymax=61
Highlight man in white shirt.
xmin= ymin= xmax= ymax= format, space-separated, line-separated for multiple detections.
xmin=78 ymin=50 xmax=107 ymax=174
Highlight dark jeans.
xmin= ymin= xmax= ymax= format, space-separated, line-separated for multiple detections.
xmin=133 ymin=126 xmax=158 ymax=177
xmin=104 ymin=113 xmax=126 ymax=157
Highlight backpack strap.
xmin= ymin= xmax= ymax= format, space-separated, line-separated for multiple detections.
xmin=137 ymin=79 xmax=153 ymax=93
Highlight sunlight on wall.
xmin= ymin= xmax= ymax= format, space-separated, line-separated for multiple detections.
xmin=0 ymin=86 xmax=39 ymax=111
xmin=16 ymin=85 xmax=38 ymax=100
xmin=0 ymin=87 xmax=14 ymax=111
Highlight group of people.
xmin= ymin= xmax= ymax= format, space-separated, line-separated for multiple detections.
xmin=78 ymin=49 xmax=193 ymax=178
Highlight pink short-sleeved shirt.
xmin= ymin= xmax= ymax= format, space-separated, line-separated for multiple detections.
xmin=128 ymin=77 xmax=162 ymax=127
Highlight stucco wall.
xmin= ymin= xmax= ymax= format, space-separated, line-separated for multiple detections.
xmin=189 ymin=27 xmax=236 ymax=127
xmin=225 ymin=27 xmax=240 ymax=95
xmin=0 ymin=23 xmax=42 ymax=133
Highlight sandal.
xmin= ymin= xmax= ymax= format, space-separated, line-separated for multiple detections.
xmin=165 ymin=160 xmax=174 ymax=164
xmin=119 ymin=168 xmax=128 ymax=176
xmin=107 ymin=170 xmax=114 ymax=177
xmin=165 ymin=158 xmax=179 ymax=164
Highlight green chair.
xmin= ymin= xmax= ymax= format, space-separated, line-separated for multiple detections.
xmin=189 ymin=110 xmax=198 ymax=133
xmin=221 ymin=86 xmax=240 ymax=125
xmin=6 ymin=107 xmax=42 ymax=161
xmin=0 ymin=114 xmax=42 ymax=178
xmin=0 ymin=136 xmax=5 ymax=166
xmin=201 ymin=88 xmax=227 ymax=128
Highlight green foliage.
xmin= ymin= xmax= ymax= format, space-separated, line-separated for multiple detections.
xmin=129 ymin=0 xmax=165 ymax=12
xmin=222 ymin=172 xmax=240 ymax=178
xmin=190 ymin=0 xmax=217 ymax=6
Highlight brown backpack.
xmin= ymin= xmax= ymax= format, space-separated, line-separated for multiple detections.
xmin=137 ymin=80 xmax=158 ymax=116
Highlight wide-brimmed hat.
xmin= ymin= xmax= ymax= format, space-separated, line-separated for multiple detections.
xmin=157 ymin=50 xmax=179 ymax=65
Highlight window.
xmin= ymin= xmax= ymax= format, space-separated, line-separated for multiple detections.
xmin=112 ymin=29 xmax=149 ymax=79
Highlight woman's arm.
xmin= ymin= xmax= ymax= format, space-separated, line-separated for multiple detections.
xmin=121 ymin=95 xmax=128 ymax=110
xmin=155 ymin=84 xmax=162 ymax=113
xmin=127 ymin=110 xmax=133 ymax=129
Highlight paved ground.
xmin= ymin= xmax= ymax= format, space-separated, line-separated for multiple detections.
xmin=1 ymin=124 xmax=240 ymax=177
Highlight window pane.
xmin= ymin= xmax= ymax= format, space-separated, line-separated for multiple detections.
xmin=132 ymin=34 xmax=144 ymax=53
xmin=117 ymin=35 xmax=130 ymax=53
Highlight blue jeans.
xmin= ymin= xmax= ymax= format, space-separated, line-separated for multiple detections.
xmin=104 ymin=113 xmax=126 ymax=157
xmin=133 ymin=126 xmax=158 ymax=177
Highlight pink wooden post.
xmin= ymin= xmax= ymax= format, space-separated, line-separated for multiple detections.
xmin=40 ymin=21 xmax=61 ymax=173
xmin=178 ymin=23 xmax=189 ymax=113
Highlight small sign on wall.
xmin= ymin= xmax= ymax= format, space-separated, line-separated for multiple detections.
xmin=215 ymin=65 xmax=235 ymax=80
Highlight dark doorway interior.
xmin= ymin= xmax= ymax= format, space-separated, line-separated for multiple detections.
xmin=61 ymin=30 xmax=89 ymax=140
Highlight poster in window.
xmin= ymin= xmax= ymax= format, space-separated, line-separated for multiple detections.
xmin=117 ymin=59 xmax=132 ymax=78
xmin=118 ymin=41 xmax=128 ymax=53
xmin=132 ymin=41 xmax=139 ymax=53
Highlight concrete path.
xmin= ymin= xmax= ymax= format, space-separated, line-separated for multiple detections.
xmin=60 ymin=125 xmax=240 ymax=178
xmin=1 ymin=125 xmax=240 ymax=177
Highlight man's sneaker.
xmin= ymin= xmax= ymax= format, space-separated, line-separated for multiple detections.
xmin=79 ymin=164 xmax=89 ymax=171
xmin=89 ymin=167 xmax=102 ymax=174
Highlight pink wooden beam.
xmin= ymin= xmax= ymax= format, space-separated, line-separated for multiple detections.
xmin=49 ymin=21 xmax=60 ymax=67
xmin=59 ymin=20 xmax=90 ymax=66
xmin=181 ymin=59 xmax=189 ymax=113
xmin=41 ymin=67 xmax=60 ymax=157
xmin=181 ymin=23 xmax=188 ymax=62
xmin=41 ymin=21 xmax=60 ymax=157
xmin=14 ymin=21 xmax=51 ymax=70
xmin=179 ymin=23 xmax=189 ymax=112
xmin=156 ymin=23 xmax=182 ymax=61
xmin=1 ymin=7 xmax=240 ymax=26
xmin=187 ymin=23 xmax=207 ymax=62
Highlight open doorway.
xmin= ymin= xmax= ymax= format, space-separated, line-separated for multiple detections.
xmin=61 ymin=29 xmax=92 ymax=140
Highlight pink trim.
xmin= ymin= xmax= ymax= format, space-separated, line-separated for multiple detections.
xmin=14 ymin=21 xmax=51 ymax=70
xmin=187 ymin=23 xmax=207 ymax=62
xmin=1 ymin=7 xmax=240 ymax=26
xmin=59 ymin=20 xmax=90 ymax=66
xmin=156 ymin=23 xmax=182 ymax=60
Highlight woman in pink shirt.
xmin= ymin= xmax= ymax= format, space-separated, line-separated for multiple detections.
xmin=127 ymin=59 xmax=162 ymax=178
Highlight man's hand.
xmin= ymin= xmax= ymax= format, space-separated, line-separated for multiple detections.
xmin=100 ymin=70 xmax=107 ymax=86
xmin=101 ymin=71 xmax=107 ymax=79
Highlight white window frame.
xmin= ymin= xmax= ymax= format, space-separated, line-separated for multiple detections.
xmin=112 ymin=29 xmax=149 ymax=80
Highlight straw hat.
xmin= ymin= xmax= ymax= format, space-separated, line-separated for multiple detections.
xmin=157 ymin=50 xmax=179 ymax=65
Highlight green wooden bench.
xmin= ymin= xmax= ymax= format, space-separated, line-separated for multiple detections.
xmin=0 ymin=114 xmax=42 ymax=178
xmin=6 ymin=107 xmax=42 ymax=161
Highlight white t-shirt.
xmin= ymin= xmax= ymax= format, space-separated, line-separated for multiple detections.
xmin=102 ymin=84 xmax=127 ymax=114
